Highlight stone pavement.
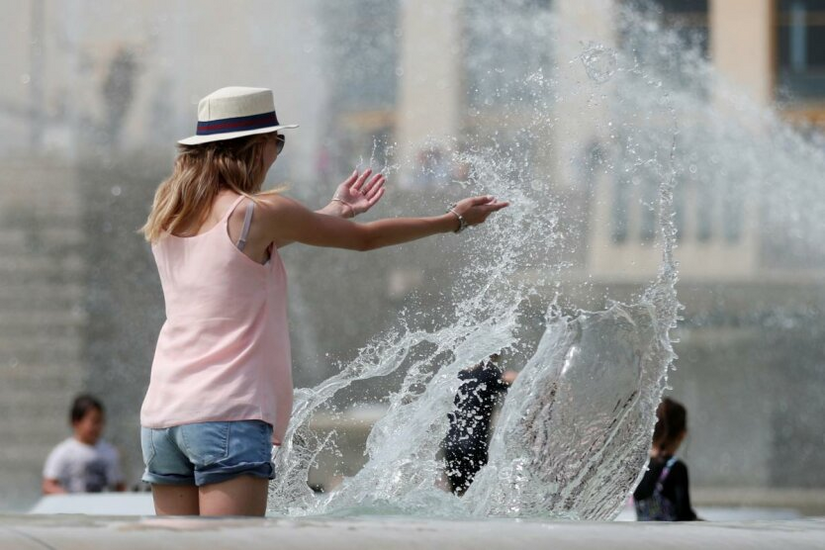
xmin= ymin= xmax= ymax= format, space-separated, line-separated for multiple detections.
xmin=1 ymin=514 xmax=824 ymax=550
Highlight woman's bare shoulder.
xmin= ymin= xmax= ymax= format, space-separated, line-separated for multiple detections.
xmin=255 ymin=192 xmax=299 ymax=210
xmin=253 ymin=193 xmax=310 ymax=227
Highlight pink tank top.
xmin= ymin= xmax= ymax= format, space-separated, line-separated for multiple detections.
xmin=140 ymin=195 xmax=293 ymax=445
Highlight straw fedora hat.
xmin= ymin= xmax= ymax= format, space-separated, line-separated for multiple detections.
xmin=178 ymin=86 xmax=298 ymax=145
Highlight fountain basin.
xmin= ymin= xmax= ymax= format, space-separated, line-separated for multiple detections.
xmin=1 ymin=514 xmax=823 ymax=550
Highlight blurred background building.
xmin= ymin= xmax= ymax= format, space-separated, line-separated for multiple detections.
xmin=0 ymin=0 xmax=823 ymax=514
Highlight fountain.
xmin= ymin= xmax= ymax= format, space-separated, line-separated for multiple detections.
xmin=0 ymin=0 xmax=824 ymax=547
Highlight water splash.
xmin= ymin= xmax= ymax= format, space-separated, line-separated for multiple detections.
xmin=268 ymin=0 xmax=825 ymax=520
xmin=268 ymin=47 xmax=680 ymax=521
xmin=579 ymin=42 xmax=619 ymax=84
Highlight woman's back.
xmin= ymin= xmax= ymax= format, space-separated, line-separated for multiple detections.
xmin=141 ymin=194 xmax=293 ymax=444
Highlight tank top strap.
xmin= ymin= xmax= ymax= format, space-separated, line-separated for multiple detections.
xmin=237 ymin=201 xmax=255 ymax=251
xmin=221 ymin=194 xmax=248 ymax=222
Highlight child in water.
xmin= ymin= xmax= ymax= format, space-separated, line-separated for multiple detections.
xmin=444 ymin=354 xmax=517 ymax=495
xmin=633 ymin=397 xmax=698 ymax=521
xmin=42 ymin=395 xmax=126 ymax=494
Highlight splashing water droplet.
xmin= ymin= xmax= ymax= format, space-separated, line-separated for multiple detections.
xmin=579 ymin=42 xmax=618 ymax=84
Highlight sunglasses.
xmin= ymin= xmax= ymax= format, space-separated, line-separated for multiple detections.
xmin=274 ymin=133 xmax=286 ymax=156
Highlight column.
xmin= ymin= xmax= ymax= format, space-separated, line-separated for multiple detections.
xmin=395 ymin=0 xmax=463 ymax=187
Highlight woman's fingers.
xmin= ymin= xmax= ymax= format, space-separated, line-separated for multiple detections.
xmin=470 ymin=195 xmax=495 ymax=206
xmin=367 ymin=186 xmax=385 ymax=207
xmin=364 ymin=175 xmax=385 ymax=199
xmin=479 ymin=202 xmax=508 ymax=218
xmin=352 ymin=168 xmax=373 ymax=191
xmin=361 ymin=173 xmax=383 ymax=195
xmin=342 ymin=169 xmax=358 ymax=188
xmin=461 ymin=198 xmax=509 ymax=225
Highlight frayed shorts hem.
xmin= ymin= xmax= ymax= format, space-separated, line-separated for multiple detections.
xmin=142 ymin=461 xmax=274 ymax=487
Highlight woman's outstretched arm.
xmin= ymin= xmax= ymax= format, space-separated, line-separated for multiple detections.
xmin=276 ymin=169 xmax=386 ymax=248
xmin=259 ymin=194 xmax=508 ymax=252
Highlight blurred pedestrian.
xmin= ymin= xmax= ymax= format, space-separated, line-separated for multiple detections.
xmin=633 ymin=397 xmax=698 ymax=521
xmin=444 ymin=354 xmax=517 ymax=495
xmin=42 ymin=394 xmax=126 ymax=494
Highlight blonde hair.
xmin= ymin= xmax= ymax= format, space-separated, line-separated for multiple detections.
xmin=140 ymin=133 xmax=281 ymax=243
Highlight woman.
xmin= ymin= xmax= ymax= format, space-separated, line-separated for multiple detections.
xmin=139 ymin=86 xmax=508 ymax=516
xmin=633 ymin=397 xmax=698 ymax=521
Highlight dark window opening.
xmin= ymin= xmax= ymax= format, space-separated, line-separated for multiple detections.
xmin=777 ymin=0 xmax=825 ymax=100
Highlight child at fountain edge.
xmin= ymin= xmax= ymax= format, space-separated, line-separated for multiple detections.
xmin=632 ymin=397 xmax=699 ymax=521
xmin=138 ymin=86 xmax=508 ymax=517
xmin=444 ymin=353 xmax=518 ymax=495
xmin=42 ymin=394 xmax=126 ymax=494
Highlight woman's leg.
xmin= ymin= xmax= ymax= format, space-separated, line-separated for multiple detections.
xmin=198 ymin=475 xmax=269 ymax=516
xmin=151 ymin=484 xmax=199 ymax=515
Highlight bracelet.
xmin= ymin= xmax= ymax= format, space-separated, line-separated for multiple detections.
xmin=332 ymin=197 xmax=355 ymax=218
xmin=447 ymin=205 xmax=468 ymax=234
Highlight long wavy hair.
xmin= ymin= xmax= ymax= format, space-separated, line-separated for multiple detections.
xmin=141 ymin=133 xmax=280 ymax=243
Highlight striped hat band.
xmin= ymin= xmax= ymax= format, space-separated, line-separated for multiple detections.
xmin=196 ymin=111 xmax=280 ymax=136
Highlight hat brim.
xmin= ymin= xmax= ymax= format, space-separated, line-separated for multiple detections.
xmin=177 ymin=124 xmax=299 ymax=146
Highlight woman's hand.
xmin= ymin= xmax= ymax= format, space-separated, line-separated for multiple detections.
xmin=333 ymin=168 xmax=386 ymax=217
xmin=450 ymin=195 xmax=509 ymax=229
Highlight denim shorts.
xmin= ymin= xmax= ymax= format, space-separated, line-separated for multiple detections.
xmin=141 ymin=420 xmax=275 ymax=486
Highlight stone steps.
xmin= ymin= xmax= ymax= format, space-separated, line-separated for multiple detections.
xmin=0 ymin=255 xmax=85 ymax=286
xmin=0 ymin=309 xmax=87 ymax=328
xmin=0 ymin=361 xmax=82 ymax=392
xmin=0 ymin=324 xmax=84 ymax=342
xmin=0 ymin=385 xmax=82 ymax=407
xmin=0 ymin=254 xmax=84 ymax=273
xmin=0 ymin=409 xmax=74 ymax=445
xmin=0 ymin=443 xmax=64 ymax=463
xmin=0 ymin=364 xmax=84 ymax=412
xmin=0 ymin=344 xmax=82 ymax=364
xmin=0 ymin=299 xmax=84 ymax=365
xmin=0 ymin=227 xmax=85 ymax=252
xmin=0 ymin=157 xmax=91 ymax=511
xmin=0 ymin=282 xmax=84 ymax=311
xmin=0 ymin=390 xmax=71 ymax=411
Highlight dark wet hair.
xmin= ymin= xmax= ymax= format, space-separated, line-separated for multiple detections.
xmin=70 ymin=394 xmax=104 ymax=424
xmin=652 ymin=397 xmax=687 ymax=452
